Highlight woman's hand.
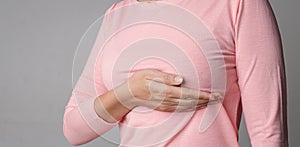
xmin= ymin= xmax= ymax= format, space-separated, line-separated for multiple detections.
xmin=114 ymin=69 xmax=222 ymax=112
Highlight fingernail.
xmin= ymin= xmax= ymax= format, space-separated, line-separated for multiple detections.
xmin=174 ymin=75 xmax=183 ymax=84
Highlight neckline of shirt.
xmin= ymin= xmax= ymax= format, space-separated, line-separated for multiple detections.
xmin=135 ymin=0 xmax=183 ymax=4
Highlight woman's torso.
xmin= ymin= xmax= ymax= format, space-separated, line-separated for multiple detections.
xmin=97 ymin=0 xmax=241 ymax=146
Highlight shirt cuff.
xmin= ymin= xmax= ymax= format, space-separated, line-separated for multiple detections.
xmin=77 ymin=96 xmax=119 ymax=135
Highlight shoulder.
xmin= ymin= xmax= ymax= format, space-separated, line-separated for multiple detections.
xmin=105 ymin=0 xmax=135 ymax=14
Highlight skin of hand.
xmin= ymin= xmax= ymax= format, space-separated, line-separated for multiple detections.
xmin=94 ymin=69 xmax=222 ymax=123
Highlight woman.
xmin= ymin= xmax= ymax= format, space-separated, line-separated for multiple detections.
xmin=63 ymin=0 xmax=288 ymax=146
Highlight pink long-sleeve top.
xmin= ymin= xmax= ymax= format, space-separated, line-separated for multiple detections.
xmin=63 ymin=0 xmax=288 ymax=146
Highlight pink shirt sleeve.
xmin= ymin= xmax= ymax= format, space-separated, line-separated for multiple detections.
xmin=235 ymin=0 xmax=288 ymax=146
xmin=63 ymin=3 xmax=119 ymax=146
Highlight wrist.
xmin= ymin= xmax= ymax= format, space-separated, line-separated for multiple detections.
xmin=94 ymin=96 xmax=118 ymax=123
xmin=112 ymin=82 xmax=138 ymax=110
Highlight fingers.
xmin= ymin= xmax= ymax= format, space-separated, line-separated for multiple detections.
xmin=141 ymin=96 xmax=221 ymax=112
xmin=143 ymin=69 xmax=183 ymax=86
xmin=157 ymin=97 xmax=210 ymax=106
xmin=147 ymin=79 xmax=222 ymax=101
xmin=166 ymin=86 xmax=211 ymax=100
xmin=152 ymin=99 xmax=221 ymax=112
xmin=154 ymin=103 xmax=208 ymax=112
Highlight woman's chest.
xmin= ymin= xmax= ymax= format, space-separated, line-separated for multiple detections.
xmin=99 ymin=1 xmax=237 ymax=91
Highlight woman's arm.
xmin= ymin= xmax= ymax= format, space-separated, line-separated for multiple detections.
xmin=63 ymin=3 xmax=119 ymax=146
xmin=235 ymin=0 xmax=288 ymax=146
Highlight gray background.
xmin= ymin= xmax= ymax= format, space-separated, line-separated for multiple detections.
xmin=0 ymin=0 xmax=298 ymax=146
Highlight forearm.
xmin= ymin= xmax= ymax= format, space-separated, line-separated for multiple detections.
xmin=64 ymin=88 xmax=129 ymax=145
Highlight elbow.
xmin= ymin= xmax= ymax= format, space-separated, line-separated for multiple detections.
xmin=63 ymin=118 xmax=86 ymax=146
xmin=64 ymin=136 xmax=82 ymax=146
xmin=63 ymin=126 xmax=82 ymax=146
xmin=64 ymin=136 xmax=84 ymax=146
xmin=63 ymin=109 xmax=99 ymax=146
